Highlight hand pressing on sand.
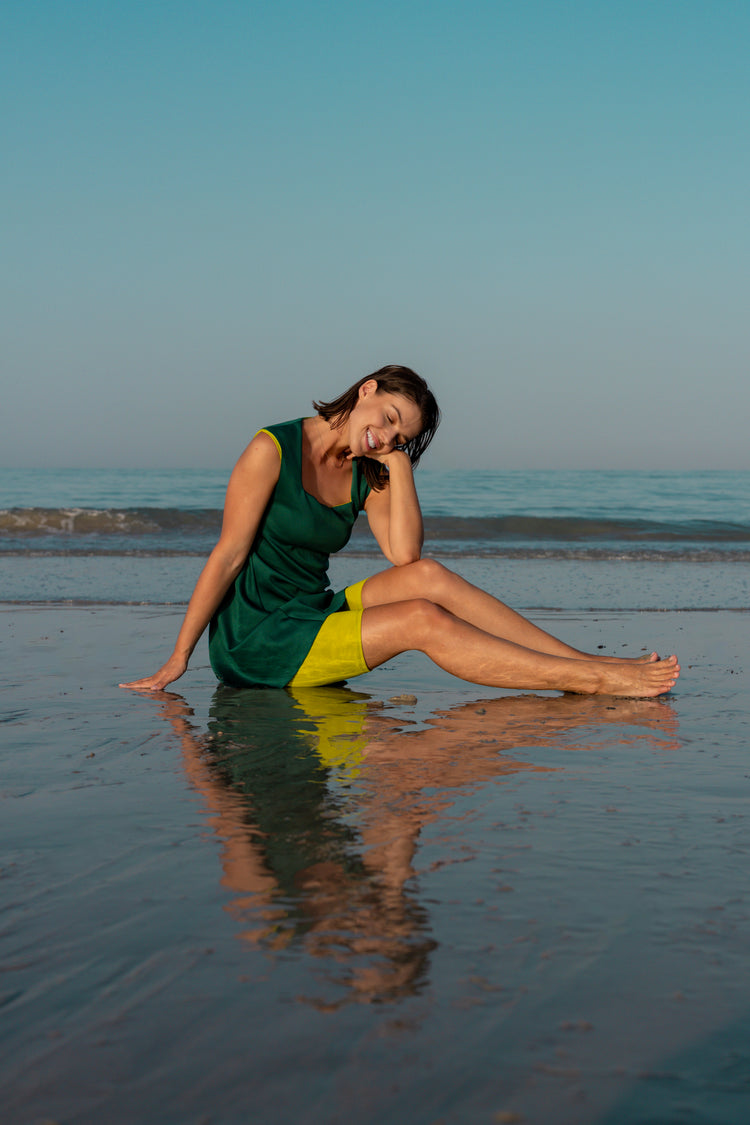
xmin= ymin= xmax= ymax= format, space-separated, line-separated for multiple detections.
xmin=119 ymin=653 xmax=189 ymax=692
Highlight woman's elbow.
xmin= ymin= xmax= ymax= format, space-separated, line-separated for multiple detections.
xmin=389 ymin=545 xmax=423 ymax=567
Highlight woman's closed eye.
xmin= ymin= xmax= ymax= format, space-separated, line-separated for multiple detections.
xmin=386 ymin=415 xmax=405 ymax=444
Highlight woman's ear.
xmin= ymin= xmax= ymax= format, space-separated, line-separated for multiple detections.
xmin=358 ymin=379 xmax=378 ymax=400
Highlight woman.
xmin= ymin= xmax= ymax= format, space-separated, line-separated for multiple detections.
xmin=121 ymin=365 xmax=680 ymax=697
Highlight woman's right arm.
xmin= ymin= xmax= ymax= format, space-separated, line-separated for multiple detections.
xmin=119 ymin=432 xmax=281 ymax=691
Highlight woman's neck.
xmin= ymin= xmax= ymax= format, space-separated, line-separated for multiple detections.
xmin=310 ymin=415 xmax=351 ymax=465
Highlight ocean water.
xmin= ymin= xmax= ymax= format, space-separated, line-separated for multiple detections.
xmin=3 ymin=469 xmax=750 ymax=1122
xmin=1 ymin=467 xmax=748 ymax=609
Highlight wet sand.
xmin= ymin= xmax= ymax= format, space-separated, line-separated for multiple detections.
xmin=2 ymin=604 xmax=749 ymax=1124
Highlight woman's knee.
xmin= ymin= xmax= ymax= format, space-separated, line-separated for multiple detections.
xmin=360 ymin=558 xmax=457 ymax=610
xmin=410 ymin=557 xmax=451 ymax=594
xmin=402 ymin=596 xmax=449 ymax=640
xmin=360 ymin=597 xmax=449 ymax=667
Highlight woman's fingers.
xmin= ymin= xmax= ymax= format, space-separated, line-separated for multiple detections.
xmin=119 ymin=674 xmax=166 ymax=691
xmin=119 ymin=659 xmax=187 ymax=691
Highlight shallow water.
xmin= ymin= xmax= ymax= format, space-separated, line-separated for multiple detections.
xmin=2 ymin=605 xmax=749 ymax=1123
xmin=2 ymin=553 xmax=749 ymax=611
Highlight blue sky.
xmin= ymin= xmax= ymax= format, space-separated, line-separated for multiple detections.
xmin=3 ymin=0 xmax=749 ymax=469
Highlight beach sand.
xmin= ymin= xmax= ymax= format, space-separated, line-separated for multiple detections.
xmin=2 ymin=603 xmax=749 ymax=1124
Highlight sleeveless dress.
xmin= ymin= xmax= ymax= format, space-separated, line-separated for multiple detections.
xmin=208 ymin=418 xmax=372 ymax=689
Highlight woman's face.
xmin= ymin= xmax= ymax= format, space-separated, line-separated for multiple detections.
xmin=348 ymin=380 xmax=423 ymax=459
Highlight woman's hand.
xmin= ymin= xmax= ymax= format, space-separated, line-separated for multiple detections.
xmin=119 ymin=653 xmax=189 ymax=692
xmin=366 ymin=446 xmax=410 ymax=470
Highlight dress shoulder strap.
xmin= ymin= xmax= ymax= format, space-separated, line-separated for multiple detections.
xmin=254 ymin=417 xmax=304 ymax=463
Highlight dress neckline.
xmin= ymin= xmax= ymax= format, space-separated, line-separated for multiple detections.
xmin=299 ymin=417 xmax=355 ymax=511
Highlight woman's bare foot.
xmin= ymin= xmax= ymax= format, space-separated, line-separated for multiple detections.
xmin=587 ymin=654 xmax=680 ymax=697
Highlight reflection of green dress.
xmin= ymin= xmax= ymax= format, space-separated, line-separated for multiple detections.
xmin=203 ymin=684 xmax=436 ymax=999
xmin=209 ymin=418 xmax=371 ymax=688
xmin=206 ymin=685 xmax=369 ymax=891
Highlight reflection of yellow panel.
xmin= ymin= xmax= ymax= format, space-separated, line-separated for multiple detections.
xmin=288 ymin=685 xmax=370 ymax=781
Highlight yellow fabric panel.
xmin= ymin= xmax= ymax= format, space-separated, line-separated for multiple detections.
xmin=344 ymin=577 xmax=367 ymax=612
xmin=288 ymin=584 xmax=370 ymax=687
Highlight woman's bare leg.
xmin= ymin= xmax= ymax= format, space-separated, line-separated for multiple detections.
xmin=361 ymin=559 xmax=658 ymax=663
xmin=360 ymin=599 xmax=679 ymax=698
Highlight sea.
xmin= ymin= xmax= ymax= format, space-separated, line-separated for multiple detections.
xmin=1 ymin=466 xmax=748 ymax=610
xmin=4 ymin=468 xmax=750 ymax=1123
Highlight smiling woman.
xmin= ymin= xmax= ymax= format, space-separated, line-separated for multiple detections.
xmin=120 ymin=365 xmax=680 ymax=697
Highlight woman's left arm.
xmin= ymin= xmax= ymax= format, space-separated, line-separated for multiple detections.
xmin=364 ymin=450 xmax=424 ymax=566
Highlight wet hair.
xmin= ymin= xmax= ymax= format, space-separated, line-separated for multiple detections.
xmin=313 ymin=365 xmax=441 ymax=490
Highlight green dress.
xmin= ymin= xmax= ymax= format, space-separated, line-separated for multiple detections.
xmin=208 ymin=418 xmax=371 ymax=688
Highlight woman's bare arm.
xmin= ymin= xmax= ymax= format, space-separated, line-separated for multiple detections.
xmin=364 ymin=450 xmax=424 ymax=566
xmin=119 ymin=432 xmax=281 ymax=691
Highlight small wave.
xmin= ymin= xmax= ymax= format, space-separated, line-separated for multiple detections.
xmin=0 ymin=548 xmax=207 ymax=558
xmin=413 ymin=515 xmax=750 ymax=543
xmin=0 ymin=507 xmax=222 ymax=536
xmin=3 ymin=508 xmax=749 ymax=545
xmin=345 ymin=546 xmax=750 ymax=562
xmin=3 ymin=546 xmax=749 ymax=563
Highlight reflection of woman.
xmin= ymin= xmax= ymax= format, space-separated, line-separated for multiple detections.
xmin=161 ymin=684 xmax=678 ymax=1006
xmin=121 ymin=365 xmax=679 ymax=697
xmin=170 ymin=684 xmax=437 ymax=1004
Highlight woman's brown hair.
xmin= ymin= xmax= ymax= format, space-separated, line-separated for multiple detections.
xmin=313 ymin=365 xmax=440 ymax=490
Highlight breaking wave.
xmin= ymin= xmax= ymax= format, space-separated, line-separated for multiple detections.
xmin=2 ymin=508 xmax=749 ymax=544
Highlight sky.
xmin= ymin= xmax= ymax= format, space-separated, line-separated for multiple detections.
xmin=3 ymin=0 xmax=749 ymax=471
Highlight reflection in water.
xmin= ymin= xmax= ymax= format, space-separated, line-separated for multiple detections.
xmin=159 ymin=686 xmax=678 ymax=1008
